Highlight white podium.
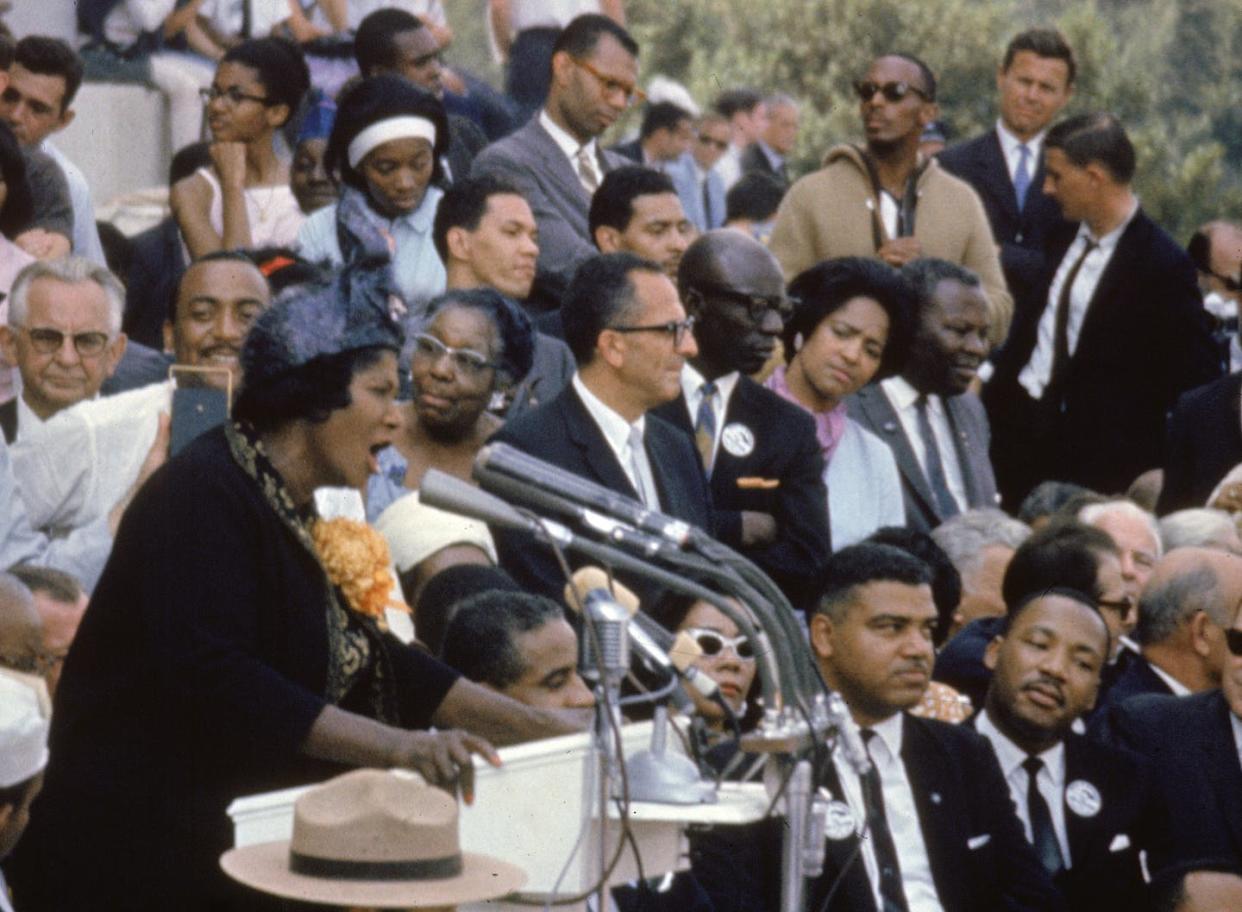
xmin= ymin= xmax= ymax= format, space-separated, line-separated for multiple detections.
xmin=228 ymin=721 xmax=771 ymax=910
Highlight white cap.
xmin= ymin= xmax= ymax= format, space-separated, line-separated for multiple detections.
xmin=375 ymin=491 xmax=497 ymax=575
xmin=0 ymin=672 xmax=49 ymax=787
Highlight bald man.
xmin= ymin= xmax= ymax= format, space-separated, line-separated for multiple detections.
xmin=652 ymin=230 xmax=830 ymax=610
xmin=1092 ymin=547 xmax=1242 ymax=723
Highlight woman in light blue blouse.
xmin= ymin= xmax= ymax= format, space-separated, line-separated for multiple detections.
xmin=297 ymin=75 xmax=449 ymax=326
xmin=765 ymin=257 xmax=915 ymax=548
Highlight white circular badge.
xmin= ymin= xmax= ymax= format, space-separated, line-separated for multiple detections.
xmin=721 ymin=423 xmax=755 ymax=458
xmin=1066 ymin=780 xmax=1102 ymax=818
xmin=823 ymin=800 xmax=857 ymax=841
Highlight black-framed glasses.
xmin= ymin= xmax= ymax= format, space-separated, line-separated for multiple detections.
xmin=684 ymin=627 xmax=755 ymax=660
xmin=410 ymin=332 xmax=495 ymax=375
xmin=199 ymin=85 xmax=271 ymax=106
xmin=570 ymin=56 xmax=646 ymax=107
xmin=1226 ymin=628 xmax=1242 ymax=657
xmin=1203 ymin=267 xmax=1242 ymax=293
xmin=23 ymin=326 xmax=110 ymax=357
xmin=852 ymin=80 xmax=931 ymax=103
xmin=1097 ymin=595 xmax=1137 ymax=621
xmin=609 ymin=316 xmax=696 ymax=347
xmin=692 ymin=284 xmax=793 ymax=322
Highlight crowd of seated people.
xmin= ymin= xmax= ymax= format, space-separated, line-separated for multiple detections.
xmin=4 ymin=8 xmax=1242 ymax=911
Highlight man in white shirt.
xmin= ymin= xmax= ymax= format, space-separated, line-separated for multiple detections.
xmin=986 ymin=112 xmax=1221 ymax=505
xmin=848 ymin=258 xmax=998 ymax=532
xmin=710 ymin=88 xmax=765 ymax=192
xmin=978 ymin=587 xmax=1151 ymax=911
xmin=0 ymin=257 xmax=127 ymax=443
xmin=938 ymin=28 xmax=1076 ymax=317
xmin=11 ymin=253 xmax=269 ymax=537
xmin=1093 ymin=547 xmax=1242 ymax=720
xmin=803 ymin=542 xmax=1059 ymax=912
xmin=0 ymin=37 xmax=105 ymax=266
xmin=489 ymin=252 xmax=711 ymax=601
xmin=471 ymin=14 xmax=636 ymax=305
xmin=672 ymin=111 xmax=728 ymax=232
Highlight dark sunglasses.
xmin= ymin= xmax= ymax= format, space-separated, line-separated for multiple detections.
xmin=691 ymin=284 xmax=793 ymax=322
xmin=1226 ymin=628 xmax=1242 ymax=657
xmin=852 ymin=80 xmax=931 ymax=103
xmin=1097 ymin=596 xmax=1136 ymax=621
xmin=23 ymin=326 xmax=110 ymax=357
xmin=684 ymin=627 xmax=754 ymax=660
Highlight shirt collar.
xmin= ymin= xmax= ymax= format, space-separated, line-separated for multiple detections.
xmin=995 ymin=120 xmax=1045 ymax=163
xmin=1078 ymin=197 xmax=1140 ymax=248
xmin=16 ymin=393 xmax=47 ymax=434
xmin=862 ymin=712 xmax=905 ymax=767
xmin=572 ymin=372 xmax=644 ymax=453
xmin=881 ymin=374 xmax=936 ymax=413
xmin=540 ymin=110 xmax=596 ymax=164
xmin=1147 ymin=660 xmax=1192 ymax=697
xmin=392 ymin=184 xmax=443 ymax=233
xmin=680 ymin=363 xmax=740 ymax=410
xmin=976 ymin=710 xmax=1066 ymax=785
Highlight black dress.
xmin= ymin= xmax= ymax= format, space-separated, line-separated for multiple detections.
xmin=10 ymin=425 xmax=460 ymax=911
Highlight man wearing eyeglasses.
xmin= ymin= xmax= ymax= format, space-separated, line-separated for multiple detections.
xmin=472 ymin=14 xmax=639 ymax=308
xmin=652 ymin=230 xmax=830 ymax=611
xmin=489 ymin=252 xmax=711 ymax=602
xmin=0 ymin=257 xmax=126 ymax=443
xmin=1091 ymin=547 xmax=1242 ymax=726
xmin=1094 ymin=551 xmax=1242 ymax=876
xmin=672 ymin=112 xmax=729 ymax=233
xmin=768 ymin=53 xmax=1012 ymax=346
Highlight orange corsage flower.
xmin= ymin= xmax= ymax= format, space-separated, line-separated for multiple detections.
xmin=311 ymin=517 xmax=410 ymax=630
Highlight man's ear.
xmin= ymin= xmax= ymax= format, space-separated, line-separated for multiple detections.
xmin=445 ymin=225 xmax=472 ymax=264
xmin=918 ymin=101 xmax=940 ymax=131
xmin=0 ymin=325 xmax=17 ymax=365
xmin=1190 ymin=609 xmax=1213 ymax=658
xmin=597 ymin=328 xmax=626 ymax=370
xmin=594 ymin=226 xmax=621 ymax=254
xmin=809 ymin=612 xmax=834 ymax=660
xmin=549 ymin=50 xmax=575 ymax=90
xmin=983 ymin=634 xmax=1004 ymax=672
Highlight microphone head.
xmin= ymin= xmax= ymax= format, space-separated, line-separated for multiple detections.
xmin=564 ymin=566 xmax=640 ymax=617
xmin=668 ymin=630 xmax=704 ymax=674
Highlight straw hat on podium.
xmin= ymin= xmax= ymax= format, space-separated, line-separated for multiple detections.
xmin=220 ymin=768 xmax=525 ymax=908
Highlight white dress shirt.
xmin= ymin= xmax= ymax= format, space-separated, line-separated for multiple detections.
xmin=540 ymin=110 xmax=600 ymax=193
xmin=975 ymin=711 xmax=1072 ymax=867
xmin=571 ymin=374 xmax=660 ymax=509
xmin=13 ymin=395 xmax=50 ymax=442
xmin=1231 ymin=712 xmax=1242 ymax=772
xmin=830 ymin=713 xmax=944 ymax=912
xmin=880 ymin=375 xmax=969 ymax=512
xmin=714 ymin=144 xmax=743 ymax=191
xmin=680 ymin=364 xmax=739 ymax=465
xmin=11 ymin=380 xmax=172 ymax=534
xmin=995 ymin=120 xmax=1046 ymax=185
xmin=1148 ymin=661 xmax=1191 ymax=697
xmin=1018 ymin=201 xmax=1139 ymax=399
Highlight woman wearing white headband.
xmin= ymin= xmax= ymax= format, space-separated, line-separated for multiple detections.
xmin=298 ymin=75 xmax=451 ymax=325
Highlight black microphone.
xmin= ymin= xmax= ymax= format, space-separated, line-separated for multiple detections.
xmin=420 ymin=469 xmax=571 ymax=546
xmin=476 ymin=443 xmax=698 ymax=548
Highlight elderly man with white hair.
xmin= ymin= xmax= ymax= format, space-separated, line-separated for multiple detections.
xmin=1078 ymin=498 xmax=1162 ymax=652
xmin=1159 ymin=508 xmax=1242 ymax=555
xmin=930 ymin=507 xmax=1030 ymax=640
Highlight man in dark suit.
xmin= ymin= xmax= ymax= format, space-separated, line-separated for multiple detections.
xmin=977 ymin=587 xmax=1154 ymax=911
xmin=1092 ymin=547 xmax=1242 ymax=722
xmin=490 ymin=252 xmax=711 ymax=600
xmin=354 ymin=9 xmax=488 ymax=185
xmin=652 ymin=231 xmax=829 ymax=610
xmin=803 ymin=543 xmax=1060 ymax=911
xmin=610 ymin=101 xmax=693 ymax=171
xmin=848 ymin=258 xmax=997 ymax=532
xmin=1159 ymin=372 xmax=1242 ymax=515
xmin=986 ymin=113 xmax=1221 ymax=506
xmin=739 ymin=93 xmax=798 ymax=190
xmin=471 ymin=15 xmax=638 ymax=306
xmin=937 ymin=28 xmax=1076 ymax=322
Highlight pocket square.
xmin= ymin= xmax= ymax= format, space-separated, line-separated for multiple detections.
xmin=737 ymin=477 xmax=780 ymax=490
xmin=1109 ymin=834 xmax=1131 ymax=853
xmin=967 ymin=834 xmax=991 ymax=850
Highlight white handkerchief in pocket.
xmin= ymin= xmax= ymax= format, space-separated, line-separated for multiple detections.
xmin=1109 ymin=833 xmax=1131 ymax=853
xmin=967 ymin=834 xmax=991 ymax=850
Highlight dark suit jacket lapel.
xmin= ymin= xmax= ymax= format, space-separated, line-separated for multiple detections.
xmin=562 ymin=386 xmax=641 ymax=500
xmin=1199 ymin=690 xmax=1242 ymax=854
xmin=902 ymin=717 xmax=969 ymax=912
xmin=1072 ymin=212 xmax=1148 ymax=362
xmin=854 ymin=386 xmax=939 ymax=520
xmin=1063 ymin=736 xmax=1111 ymax=870
xmin=981 ymin=132 xmax=1021 ymax=224
xmin=814 ymin=760 xmax=879 ymax=912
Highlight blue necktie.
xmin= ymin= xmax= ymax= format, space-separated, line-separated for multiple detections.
xmin=1014 ymin=144 xmax=1032 ymax=213
xmin=694 ymin=381 xmax=718 ymax=476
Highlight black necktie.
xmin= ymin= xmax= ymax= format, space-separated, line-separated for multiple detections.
xmin=702 ymin=177 xmax=714 ymax=228
xmin=859 ymin=730 xmax=911 ymax=912
xmin=1046 ymin=239 xmax=1097 ymax=404
xmin=914 ymin=395 xmax=959 ymax=519
xmin=1022 ymin=756 xmax=1065 ymax=876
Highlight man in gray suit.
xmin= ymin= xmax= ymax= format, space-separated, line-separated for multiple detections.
xmin=848 ymin=258 xmax=998 ymax=532
xmin=471 ymin=14 xmax=639 ymax=308
xmin=670 ymin=111 xmax=729 ymax=233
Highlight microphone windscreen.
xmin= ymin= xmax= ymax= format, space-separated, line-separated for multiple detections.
xmin=564 ymin=566 xmax=641 ymax=616
xmin=668 ymin=630 xmax=703 ymax=673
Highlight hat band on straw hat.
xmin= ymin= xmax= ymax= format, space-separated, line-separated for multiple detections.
xmin=289 ymin=851 xmax=463 ymax=881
